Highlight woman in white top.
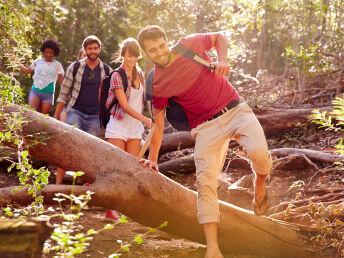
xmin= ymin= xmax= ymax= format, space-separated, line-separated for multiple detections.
xmin=18 ymin=40 xmax=64 ymax=114
xmin=105 ymin=38 xmax=152 ymax=157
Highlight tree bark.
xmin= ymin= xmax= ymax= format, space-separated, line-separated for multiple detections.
xmin=0 ymin=105 xmax=315 ymax=257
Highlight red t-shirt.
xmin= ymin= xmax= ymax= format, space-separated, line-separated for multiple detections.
xmin=152 ymin=33 xmax=240 ymax=129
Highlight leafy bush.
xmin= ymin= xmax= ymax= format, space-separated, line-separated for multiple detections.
xmin=310 ymin=96 xmax=344 ymax=156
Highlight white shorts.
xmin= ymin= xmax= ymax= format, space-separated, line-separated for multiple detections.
xmin=105 ymin=115 xmax=144 ymax=141
xmin=105 ymin=134 xmax=135 ymax=142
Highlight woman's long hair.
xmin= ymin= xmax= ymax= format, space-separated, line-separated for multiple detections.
xmin=113 ymin=38 xmax=141 ymax=85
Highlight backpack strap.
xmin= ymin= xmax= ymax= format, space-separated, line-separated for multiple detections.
xmin=116 ymin=67 xmax=128 ymax=93
xmin=71 ymin=61 xmax=81 ymax=89
xmin=72 ymin=61 xmax=80 ymax=80
xmin=104 ymin=63 xmax=110 ymax=77
xmin=172 ymin=43 xmax=216 ymax=70
xmin=107 ymin=67 xmax=128 ymax=111
xmin=146 ymin=68 xmax=154 ymax=121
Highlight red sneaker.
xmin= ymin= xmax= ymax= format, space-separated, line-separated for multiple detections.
xmin=105 ymin=209 xmax=120 ymax=221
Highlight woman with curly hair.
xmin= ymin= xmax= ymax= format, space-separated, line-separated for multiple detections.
xmin=18 ymin=39 xmax=65 ymax=114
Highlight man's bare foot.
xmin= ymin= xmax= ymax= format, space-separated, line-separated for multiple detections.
xmin=253 ymin=173 xmax=269 ymax=215
xmin=203 ymin=223 xmax=223 ymax=258
xmin=205 ymin=246 xmax=223 ymax=258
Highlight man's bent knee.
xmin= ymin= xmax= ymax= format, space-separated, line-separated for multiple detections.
xmin=248 ymin=146 xmax=272 ymax=175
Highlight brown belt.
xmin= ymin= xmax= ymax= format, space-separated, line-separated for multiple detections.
xmin=208 ymin=99 xmax=244 ymax=121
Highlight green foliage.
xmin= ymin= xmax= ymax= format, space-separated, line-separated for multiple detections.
xmin=289 ymin=180 xmax=305 ymax=190
xmin=308 ymin=203 xmax=344 ymax=252
xmin=284 ymin=196 xmax=344 ymax=254
xmin=45 ymin=189 xmax=97 ymax=256
xmin=45 ymin=181 xmax=167 ymax=257
xmin=303 ymin=97 xmax=344 ymax=254
xmin=283 ymin=44 xmax=319 ymax=90
xmin=310 ymin=96 xmax=344 ymax=156
xmin=0 ymin=1 xmax=43 ymax=65
xmin=3 ymin=0 xmax=344 ymax=256
xmin=284 ymin=45 xmax=318 ymax=73
xmin=0 ymin=72 xmax=25 ymax=105
xmin=0 ymin=2 xmax=174 ymax=257
xmin=45 ymin=0 xmax=124 ymax=67
xmin=109 ymin=221 xmax=168 ymax=257
xmin=3 ymin=0 xmax=344 ymax=89
xmin=0 ymin=71 xmax=50 ymax=215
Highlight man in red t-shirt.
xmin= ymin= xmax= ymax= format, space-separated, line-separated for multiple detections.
xmin=138 ymin=25 xmax=272 ymax=258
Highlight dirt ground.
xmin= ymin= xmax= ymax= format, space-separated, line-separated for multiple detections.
xmin=0 ymin=164 xmax=261 ymax=258
xmin=0 ymin=122 xmax=343 ymax=257
xmin=0 ymin=166 xmax=206 ymax=258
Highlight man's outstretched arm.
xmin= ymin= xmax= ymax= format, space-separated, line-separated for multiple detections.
xmin=208 ymin=32 xmax=230 ymax=76
xmin=140 ymin=107 xmax=165 ymax=171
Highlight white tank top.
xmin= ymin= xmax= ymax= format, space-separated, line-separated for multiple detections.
xmin=105 ymin=83 xmax=144 ymax=138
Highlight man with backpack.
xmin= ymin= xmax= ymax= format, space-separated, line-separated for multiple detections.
xmin=137 ymin=25 xmax=273 ymax=258
xmin=54 ymin=35 xmax=111 ymax=184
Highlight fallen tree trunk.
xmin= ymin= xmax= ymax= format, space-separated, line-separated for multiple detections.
xmin=158 ymin=156 xmax=195 ymax=175
xmin=160 ymin=131 xmax=195 ymax=154
xmin=159 ymin=106 xmax=333 ymax=154
xmin=270 ymin=148 xmax=344 ymax=163
xmin=0 ymin=105 xmax=314 ymax=257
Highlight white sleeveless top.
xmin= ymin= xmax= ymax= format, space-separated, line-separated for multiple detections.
xmin=105 ymin=83 xmax=144 ymax=139
xmin=30 ymin=58 xmax=64 ymax=90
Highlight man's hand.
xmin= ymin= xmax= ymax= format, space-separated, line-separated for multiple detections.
xmin=214 ymin=61 xmax=230 ymax=76
xmin=54 ymin=102 xmax=65 ymax=121
xmin=139 ymin=158 xmax=159 ymax=172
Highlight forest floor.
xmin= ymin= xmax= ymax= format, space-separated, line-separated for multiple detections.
xmin=0 ymin=122 xmax=343 ymax=258
xmin=1 ymin=73 xmax=343 ymax=257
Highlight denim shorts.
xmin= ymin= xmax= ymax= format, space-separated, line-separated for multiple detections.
xmin=66 ymin=108 xmax=100 ymax=137
xmin=29 ymin=89 xmax=54 ymax=105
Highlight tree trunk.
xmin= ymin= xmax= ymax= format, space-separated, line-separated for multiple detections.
xmin=254 ymin=105 xmax=332 ymax=136
xmin=0 ymin=218 xmax=52 ymax=258
xmin=270 ymin=148 xmax=344 ymax=163
xmin=0 ymin=105 xmax=315 ymax=257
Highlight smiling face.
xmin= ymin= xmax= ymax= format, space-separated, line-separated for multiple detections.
xmin=43 ymin=48 xmax=55 ymax=62
xmin=142 ymin=37 xmax=171 ymax=67
xmin=123 ymin=49 xmax=139 ymax=69
xmin=84 ymin=42 xmax=101 ymax=61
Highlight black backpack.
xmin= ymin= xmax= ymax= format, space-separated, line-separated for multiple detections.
xmin=146 ymin=68 xmax=190 ymax=131
xmin=98 ymin=68 xmax=128 ymax=129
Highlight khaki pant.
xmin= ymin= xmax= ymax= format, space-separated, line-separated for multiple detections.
xmin=190 ymin=102 xmax=272 ymax=224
